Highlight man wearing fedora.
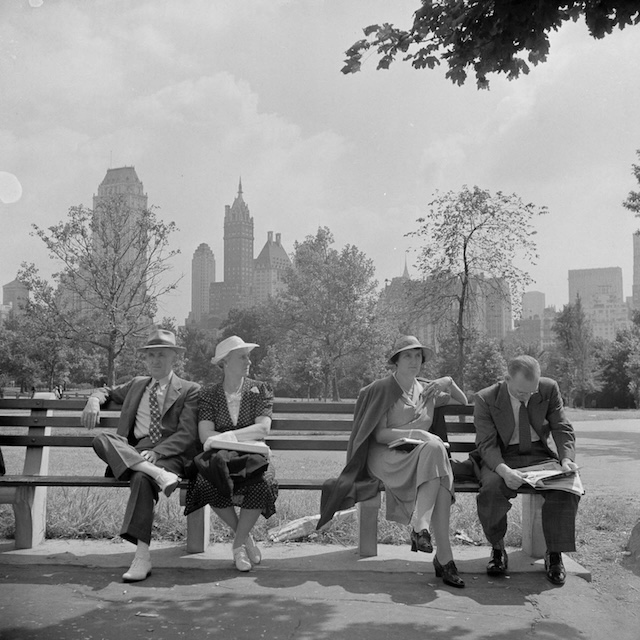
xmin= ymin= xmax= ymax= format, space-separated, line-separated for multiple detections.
xmin=82 ymin=328 xmax=200 ymax=582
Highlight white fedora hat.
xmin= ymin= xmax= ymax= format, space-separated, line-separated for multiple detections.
xmin=211 ymin=335 xmax=259 ymax=365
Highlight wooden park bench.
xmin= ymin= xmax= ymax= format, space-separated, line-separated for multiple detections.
xmin=0 ymin=399 xmax=547 ymax=558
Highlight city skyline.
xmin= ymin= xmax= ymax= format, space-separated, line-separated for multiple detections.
xmin=2 ymin=1 xmax=640 ymax=324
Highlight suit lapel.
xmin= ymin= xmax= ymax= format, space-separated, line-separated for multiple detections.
xmin=161 ymin=373 xmax=182 ymax=417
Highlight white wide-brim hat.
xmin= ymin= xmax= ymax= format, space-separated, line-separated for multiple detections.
xmin=211 ymin=335 xmax=259 ymax=365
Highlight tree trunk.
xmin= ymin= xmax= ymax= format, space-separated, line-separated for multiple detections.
xmin=332 ymin=370 xmax=340 ymax=402
xmin=106 ymin=335 xmax=117 ymax=387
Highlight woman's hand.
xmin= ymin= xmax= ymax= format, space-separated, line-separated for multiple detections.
xmin=203 ymin=434 xmax=224 ymax=452
xmin=421 ymin=377 xmax=451 ymax=401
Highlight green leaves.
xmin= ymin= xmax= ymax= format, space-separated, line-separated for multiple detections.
xmin=342 ymin=1 xmax=640 ymax=87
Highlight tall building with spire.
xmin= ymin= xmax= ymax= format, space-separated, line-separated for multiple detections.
xmin=205 ymin=180 xmax=291 ymax=327
xmin=210 ymin=179 xmax=255 ymax=322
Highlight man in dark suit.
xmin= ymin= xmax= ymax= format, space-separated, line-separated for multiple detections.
xmin=473 ymin=355 xmax=580 ymax=585
xmin=81 ymin=329 xmax=200 ymax=582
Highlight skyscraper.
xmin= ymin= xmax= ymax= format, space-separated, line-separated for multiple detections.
xmin=522 ymin=291 xmax=545 ymax=320
xmin=2 ymin=278 xmax=28 ymax=316
xmin=210 ymin=180 xmax=255 ymax=323
xmin=207 ymin=180 xmax=290 ymax=327
xmin=254 ymin=231 xmax=291 ymax=305
xmin=568 ymin=267 xmax=630 ymax=340
xmin=633 ymin=231 xmax=640 ymax=309
xmin=187 ymin=243 xmax=216 ymax=326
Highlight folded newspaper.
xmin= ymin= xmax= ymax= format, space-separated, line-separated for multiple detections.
xmin=205 ymin=431 xmax=270 ymax=458
xmin=519 ymin=461 xmax=585 ymax=495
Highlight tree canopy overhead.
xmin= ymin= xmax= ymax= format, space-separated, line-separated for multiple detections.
xmin=342 ymin=1 xmax=640 ymax=88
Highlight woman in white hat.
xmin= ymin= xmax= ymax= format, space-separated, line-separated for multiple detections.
xmin=319 ymin=335 xmax=467 ymax=587
xmin=184 ymin=336 xmax=278 ymax=571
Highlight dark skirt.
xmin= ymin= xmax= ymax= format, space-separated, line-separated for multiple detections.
xmin=184 ymin=465 xmax=278 ymax=519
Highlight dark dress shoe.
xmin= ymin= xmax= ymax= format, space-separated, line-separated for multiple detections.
xmin=410 ymin=528 xmax=433 ymax=553
xmin=486 ymin=547 xmax=508 ymax=576
xmin=545 ymin=551 xmax=566 ymax=585
xmin=433 ymin=556 xmax=465 ymax=588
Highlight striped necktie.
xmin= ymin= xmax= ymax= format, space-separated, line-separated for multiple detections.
xmin=148 ymin=381 xmax=162 ymax=444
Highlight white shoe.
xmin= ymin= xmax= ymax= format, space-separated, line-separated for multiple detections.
xmin=122 ymin=556 xmax=152 ymax=582
xmin=245 ymin=535 xmax=262 ymax=565
xmin=233 ymin=546 xmax=252 ymax=572
xmin=155 ymin=469 xmax=180 ymax=497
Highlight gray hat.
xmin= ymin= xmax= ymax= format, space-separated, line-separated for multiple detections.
xmin=138 ymin=329 xmax=185 ymax=353
xmin=387 ymin=335 xmax=434 ymax=365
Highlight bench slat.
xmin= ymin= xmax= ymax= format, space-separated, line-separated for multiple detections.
xmin=271 ymin=419 xmax=352 ymax=431
xmin=272 ymin=402 xmax=355 ymax=414
xmin=0 ymin=416 xmax=120 ymax=428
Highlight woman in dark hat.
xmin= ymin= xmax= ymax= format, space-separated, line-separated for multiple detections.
xmin=318 ymin=335 xmax=467 ymax=587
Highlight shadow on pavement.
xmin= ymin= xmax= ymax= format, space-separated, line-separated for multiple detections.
xmin=1 ymin=564 xmax=588 ymax=640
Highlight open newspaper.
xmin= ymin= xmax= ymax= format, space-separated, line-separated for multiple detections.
xmin=205 ymin=431 xmax=271 ymax=458
xmin=519 ymin=461 xmax=584 ymax=496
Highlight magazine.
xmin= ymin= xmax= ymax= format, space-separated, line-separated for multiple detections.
xmin=205 ymin=431 xmax=271 ymax=458
xmin=519 ymin=461 xmax=584 ymax=496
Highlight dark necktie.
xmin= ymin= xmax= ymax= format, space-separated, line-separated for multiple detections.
xmin=148 ymin=381 xmax=162 ymax=444
xmin=519 ymin=401 xmax=532 ymax=454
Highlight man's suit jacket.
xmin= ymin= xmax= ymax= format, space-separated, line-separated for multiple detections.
xmin=473 ymin=377 xmax=575 ymax=471
xmin=92 ymin=374 xmax=200 ymax=464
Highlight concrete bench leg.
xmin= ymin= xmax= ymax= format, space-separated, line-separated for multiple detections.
xmin=13 ymin=486 xmax=47 ymax=549
xmin=358 ymin=493 xmax=380 ymax=558
xmin=186 ymin=505 xmax=211 ymax=554
xmin=521 ymin=493 xmax=545 ymax=558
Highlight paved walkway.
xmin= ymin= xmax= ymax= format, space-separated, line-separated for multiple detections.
xmin=1 ymin=539 xmax=637 ymax=640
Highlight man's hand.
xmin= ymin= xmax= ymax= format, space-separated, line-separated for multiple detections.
xmin=141 ymin=450 xmax=159 ymax=464
xmin=81 ymin=397 xmax=101 ymax=430
xmin=497 ymin=464 xmax=526 ymax=490
xmin=560 ymin=458 xmax=579 ymax=473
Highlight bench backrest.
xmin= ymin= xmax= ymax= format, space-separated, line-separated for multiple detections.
xmin=0 ymin=399 xmax=477 ymax=454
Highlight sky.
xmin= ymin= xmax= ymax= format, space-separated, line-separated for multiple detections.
xmin=2 ymin=0 xmax=640 ymax=325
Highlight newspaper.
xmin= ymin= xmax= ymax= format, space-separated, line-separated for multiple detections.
xmin=519 ymin=461 xmax=585 ymax=496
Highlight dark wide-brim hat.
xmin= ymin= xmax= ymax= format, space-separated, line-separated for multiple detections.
xmin=387 ymin=335 xmax=434 ymax=365
xmin=138 ymin=329 xmax=186 ymax=353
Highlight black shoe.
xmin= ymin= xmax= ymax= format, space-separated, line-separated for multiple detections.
xmin=410 ymin=528 xmax=433 ymax=553
xmin=486 ymin=547 xmax=508 ymax=576
xmin=433 ymin=556 xmax=465 ymax=588
xmin=545 ymin=551 xmax=566 ymax=585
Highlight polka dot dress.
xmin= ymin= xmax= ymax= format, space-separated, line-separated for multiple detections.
xmin=184 ymin=378 xmax=278 ymax=518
